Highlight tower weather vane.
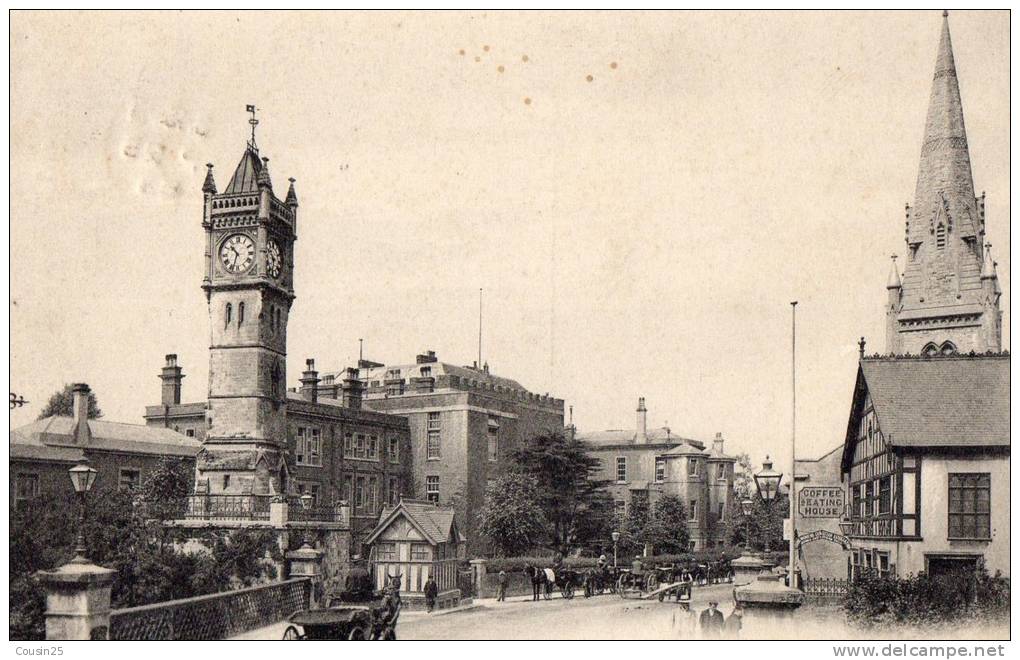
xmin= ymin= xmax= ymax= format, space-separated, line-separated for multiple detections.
xmin=246 ymin=104 xmax=259 ymax=149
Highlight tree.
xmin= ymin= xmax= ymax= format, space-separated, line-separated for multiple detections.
xmin=732 ymin=452 xmax=754 ymax=499
xmin=504 ymin=432 xmax=613 ymax=553
xmin=725 ymin=491 xmax=787 ymax=552
xmin=37 ymin=383 xmax=102 ymax=419
xmin=642 ymin=495 xmax=690 ymax=555
xmin=477 ymin=473 xmax=547 ymax=556
xmin=138 ymin=457 xmax=193 ymax=523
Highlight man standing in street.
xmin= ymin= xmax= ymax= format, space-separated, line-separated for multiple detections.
xmin=699 ymin=600 xmax=725 ymax=638
xmin=724 ymin=605 xmax=743 ymax=639
xmin=497 ymin=570 xmax=509 ymax=602
xmin=424 ymin=575 xmax=439 ymax=613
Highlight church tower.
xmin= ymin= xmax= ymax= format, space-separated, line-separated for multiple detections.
xmin=886 ymin=12 xmax=1001 ymax=356
xmin=195 ymin=109 xmax=299 ymax=496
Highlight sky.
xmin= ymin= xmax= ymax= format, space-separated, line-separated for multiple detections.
xmin=8 ymin=10 xmax=1009 ymax=474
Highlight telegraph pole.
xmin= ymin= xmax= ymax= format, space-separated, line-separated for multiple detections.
xmin=789 ymin=301 xmax=798 ymax=589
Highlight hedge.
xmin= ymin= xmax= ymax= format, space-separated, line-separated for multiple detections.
xmin=845 ymin=570 xmax=1009 ymax=627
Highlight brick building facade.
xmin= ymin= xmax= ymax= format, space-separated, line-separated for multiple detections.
xmin=318 ymin=352 xmax=564 ymax=555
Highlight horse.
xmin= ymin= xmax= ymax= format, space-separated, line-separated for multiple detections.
xmin=524 ymin=564 xmax=547 ymax=602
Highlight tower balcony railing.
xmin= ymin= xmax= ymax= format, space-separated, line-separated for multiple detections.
xmin=182 ymin=494 xmax=272 ymax=521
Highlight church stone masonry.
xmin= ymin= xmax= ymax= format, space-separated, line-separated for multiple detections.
xmin=885 ymin=12 xmax=1002 ymax=356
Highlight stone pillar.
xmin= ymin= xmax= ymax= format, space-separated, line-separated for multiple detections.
xmin=287 ymin=543 xmax=324 ymax=607
xmin=270 ymin=497 xmax=289 ymax=526
xmin=38 ymin=560 xmax=117 ymax=640
xmin=733 ymin=572 xmax=805 ymax=637
xmin=469 ymin=558 xmax=487 ymax=598
xmin=731 ymin=554 xmax=766 ymax=586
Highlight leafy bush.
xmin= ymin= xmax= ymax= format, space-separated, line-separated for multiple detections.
xmin=845 ymin=569 xmax=1010 ymax=628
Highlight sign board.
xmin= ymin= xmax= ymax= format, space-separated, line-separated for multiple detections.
xmin=798 ymin=486 xmax=845 ymax=518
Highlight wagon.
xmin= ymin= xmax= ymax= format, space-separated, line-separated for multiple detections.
xmin=282 ymin=595 xmax=400 ymax=640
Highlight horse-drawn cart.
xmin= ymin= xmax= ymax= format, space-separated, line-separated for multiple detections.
xmin=282 ymin=595 xmax=400 ymax=640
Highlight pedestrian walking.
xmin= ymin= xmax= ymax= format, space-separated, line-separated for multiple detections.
xmin=699 ymin=600 xmax=725 ymax=638
xmin=497 ymin=570 xmax=509 ymax=602
xmin=424 ymin=575 xmax=438 ymax=613
xmin=672 ymin=601 xmax=698 ymax=639
xmin=724 ymin=605 xmax=743 ymax=639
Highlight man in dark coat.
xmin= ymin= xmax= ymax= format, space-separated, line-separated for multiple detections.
xmin=724 ymin=605 xmax=743 ymax=639
xmin=699 ymin=600 xmax=725 ymax=638
xmin=344 ymin=555 xmax=373 ymax=601
xmin=497 ymin=570 xmax=509 ymax=602
xmin=424 ymin=575 xmax=439 ymax=613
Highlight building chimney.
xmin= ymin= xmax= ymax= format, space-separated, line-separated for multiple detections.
xmin=71 ymin=383 xmax=92 ymax=446
xmin=342 ymin=367 xmax=364 ymax=410
xmin=636 ymin=397 xmax=648 ymax=443
xmin=159 ymin=354 xmax=184 ymax=406
xmin=416 ymin=350 xmax=438 ymax=364
xmin=299 ymin=358 xmax=320 ymax=403
xmin=713 ymin=432 xmax=724 ymax=455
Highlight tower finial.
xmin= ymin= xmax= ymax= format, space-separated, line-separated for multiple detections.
xmin=858 ymin=337 xmax=866 ymax=360
xmin=887 ymin=254 xmax=902 ymax=289
xmin=943 ymin=9 xmax=948 ymax=18
xmin=202 ymin=162 xmax=217 ymax=194
xmin=246 ymin=104 xmax=259 ymax=150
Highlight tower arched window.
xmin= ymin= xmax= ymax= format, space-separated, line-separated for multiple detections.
xmin=940 ymin=341 xmax=958 ymax=356
xmin=238 ymin=302 xmax=245 ymax=325
xmin=225 ymin=303 xmax=232 ymax=326
xmin=936 ymin=222 xmax=947 ymax=249
xmin=276 ymin=308 xmax=282 ymax=332
xmin=922 ymin=343 xmax=939 ymax=357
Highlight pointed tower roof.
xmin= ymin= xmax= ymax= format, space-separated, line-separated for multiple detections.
xmin=886 ymin=255 xmax=902 ymax=289
xmin=981 ymin=242 xmax=996 ymax=279
xmin=285 ymin=177 xmax=298 ymax=206
xmin=202 ymin=163 xmax=217 ymax=194
xmin=223 ymin=145 xmax=263 ymax=194
xmin=910 ymin=11 xmax=978 ymax=243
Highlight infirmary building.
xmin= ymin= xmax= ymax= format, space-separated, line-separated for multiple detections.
xmin=841 ymin=13 xmax=1008 ymax=581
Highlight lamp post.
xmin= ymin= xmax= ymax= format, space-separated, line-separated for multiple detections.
xmin=753 ymin=457 xmax=783 ymax=555
xmin=68 ymin=460 xmax=99 ymax=563
xmin=740 ymin=498 xmax=753 ymax=552
xmin=611 ymin=531 xmax=620 ymax=569
xmin=299 ymin=492 xmax=314 ymax=548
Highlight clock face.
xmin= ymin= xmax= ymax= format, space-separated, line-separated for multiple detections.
xmin=266 ymin=240 xmax=282 ymax=278
xmin=219 ymin=234 xmax=255 ymax=274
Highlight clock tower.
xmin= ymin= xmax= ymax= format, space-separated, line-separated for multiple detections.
xmin=196 ymin=112 xmax=299 ymax=496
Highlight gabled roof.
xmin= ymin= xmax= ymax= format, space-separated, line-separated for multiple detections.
xmin=364 ymin=499 xmax=462 ymax=546
xmin=11 ymin=416 xmax=200 ymax=458
xmin=842 ymin=354 xmax=1009 ymax=469
xmin=223 ymin=145 xmax=263 ymax=194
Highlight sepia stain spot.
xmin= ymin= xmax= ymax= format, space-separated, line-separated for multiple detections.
xmin=475 ymin=56 xmax=481 ymax=63
xmin=497 ymin=65 xmax=505 ymax=73
xmin=522 ymin=54 xmax=529 ymax=62
xmin=610 ymin=61 xmax=618 ymax=69
xmin=483 ymin=45 xmax=490 ymax=52
xmin=586 ymin=74 xmax=594 ymax=82
xmin=459 ymin=49 xmax=466 ymax=56
xmin=524 ymin=97 xmax=532 ymax=105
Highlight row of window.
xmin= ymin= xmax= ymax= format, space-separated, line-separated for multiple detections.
xmin=424 ymin=412 xmax=499 ymax=462
xmin=15 ymin=469 xmax=142 ymax=506
xmin=375 ymin=541 xmax=431 ymax=561
xmin=294 ymin=426 xmax=401 ymax=467
xmin=850 ymin=548 xmax=892 ymax=578
xmin=611 ymin=497 xmax=726 ymax=523
xmin=851 ymin=472 xmax=991 ymax=541
xmin=296 ymin=474 xmax=403 ymax=514
xmin=615 ymin=456 xmax=726 ymax=483
xmin=223 ymin=302 xmax=284 ymax=333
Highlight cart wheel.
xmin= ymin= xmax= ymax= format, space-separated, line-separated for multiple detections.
xmin=282 ymin=625 xmax=302 ymax=640
xmin=658 ymin=592 xmax=665 ymax=602
xmin=348 ymin=626 xmax=369 ymax=640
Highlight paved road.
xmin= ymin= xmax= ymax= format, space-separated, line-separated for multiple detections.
xmin=237 ymin=582 xmax=740 ymax=640
xmin=398 ymin=584 xmax=739 ymax=640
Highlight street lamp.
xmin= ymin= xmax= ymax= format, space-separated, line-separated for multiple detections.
xmin=611 ymin=531 xmax=621 ymax=569
xmin=754 ymin=458 xmax=783 ymax=555
xmin=299 ymin=492 xmax=314 ymax=548
xmin=838 ymin=517 xmax=854 ymax=538
xmin=740 ymin=498 xmax=753 ymax=552
xmin=68 ymin=460 xmax=98 ymax=563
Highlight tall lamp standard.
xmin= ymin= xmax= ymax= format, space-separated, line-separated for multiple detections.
xmin=68 ymin=460 xmax=99 ymax=564
xmin=611 ymin=531 xmax=621 ymax=569
xmin=740 ymin=498 xmax=754 ymax=553
xmin=753 ymin=457 xmax=783 ymax=556
xmin=299 ymin=492 xmax=314 ymax=548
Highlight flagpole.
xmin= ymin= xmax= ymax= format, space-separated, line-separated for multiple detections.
xmin=790 ymin=301 xmax=798 ymax=589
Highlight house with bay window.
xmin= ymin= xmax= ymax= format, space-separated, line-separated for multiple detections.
xmin=840 ymin=353 xmax=1009 ymax=580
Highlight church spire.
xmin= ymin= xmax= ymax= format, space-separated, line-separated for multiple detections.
xmin=886 ymin=254 xmax=901 ymax=289
xmin=911 ymin=10 xmax=977 ymax=243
